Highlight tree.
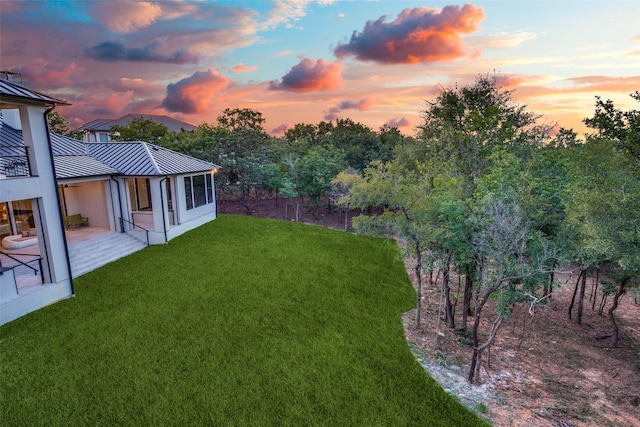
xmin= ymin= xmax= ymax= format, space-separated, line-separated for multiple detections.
xmin=46 ymin=111 xmax=82 ymax=139
xmin=110 ymin=117 xmax=173 ymax=144
xmin=217 ymin=107 xmax=267 ymax=135
xmin=296 ymin=145 xmax=346 ymax=217
xmin=333 ymin=160 xmax=439 ymax=328
xmin=416 ymin=75 xmax=548 ymax=198
xmin=467 ymin=191 xmax=556 ymax=383
xmin=566 ymin=137 xmax=640 ymax=346
xmin=323 ymin=118 xmax=381 ymax=172
xmin=583 ymin=91 xmax=640 ymax=161
xmin=329 ymin=167 xmax=361 ymax=231
xmin=411 ymin=76 xmax=551 ymax=337
xmin=284 ymin=123 xmax=320 ymax=145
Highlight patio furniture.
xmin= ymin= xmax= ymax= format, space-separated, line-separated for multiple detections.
xmin=2 ymin=234 xmax=38 ymax=249
xmin=64 ymin=214 xmax=89 ymax=229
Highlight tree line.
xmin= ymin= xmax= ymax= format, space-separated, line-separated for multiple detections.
xmin=50 ymin=77 xmax=639 ymax=384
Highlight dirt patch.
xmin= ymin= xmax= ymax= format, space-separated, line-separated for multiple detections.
xmin=403 ymin=263 xmax=640 ymax=427
xmin=219 ymin=197 xmax=640 ymax=426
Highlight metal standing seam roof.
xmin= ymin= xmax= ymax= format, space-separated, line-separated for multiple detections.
xmin=146 ymin=143 xmax=220 ymax=175
xmin=2 ymin=119 xmax=219 ymax=179
xmin=86 ymin=142 xmax=219 ymax=176
xmin=75 ymin=118 xmax=114 ymax=132
xmin=50 ymin=132 xmax=87 ymax=155
xmin=54 ymin=156 xmax=120 ymax=179
xmin=0 ymin=80 xmax=70 ymax=106
xmin=77 ymin=113 xmax=197 ymax=133
xmin=0 ymin=121 xmax=28 ymax=173
xmin=86 ymin=142 xmax=159 ymax=175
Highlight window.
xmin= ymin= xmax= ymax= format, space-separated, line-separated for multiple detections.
xmin=184 ymin=178 xmax=192 ymax=210
xmin=128 ymin=178 xmax=152 ymax=211
xmin=166 ymin=179 xmax=173 ymax=211
xmin=206 ymin=174 xmax=213 ymax=203
xmin=193 ymin=175 xmax=206 ymax=208
xmin=184 ymin=173 xmax=214 ymax=211
xmin=98 ymin=132 xmax=110 ymax=142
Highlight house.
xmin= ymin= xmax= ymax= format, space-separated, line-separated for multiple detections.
xmin=1 ymin=75 xmax=219 ymax=325
xmin=0 ymin=73 xmax=74 ymax=325
xmin=78 ymin=113 xmax=197 ymax=142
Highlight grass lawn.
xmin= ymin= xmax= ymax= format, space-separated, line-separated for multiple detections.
xmin=0 ymin=215 xmax=488 ymax=426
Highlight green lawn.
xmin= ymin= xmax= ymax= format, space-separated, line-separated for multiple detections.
xmin=0 ymin=215 xmax=487 ymax=426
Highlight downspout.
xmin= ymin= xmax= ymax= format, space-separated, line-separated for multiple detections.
xmin=110 ymin=176 xmax=124 ymax=232
xmin=159 ymin=176 xmax=168 ymax=243
xmin=44 ymin=105 xmax=74 ymax=295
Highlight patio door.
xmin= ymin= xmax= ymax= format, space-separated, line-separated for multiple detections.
xmin=4 ymin=199 xmax=34 ymax=235
xmin=0 ymin=203 xmax=10 ymax=238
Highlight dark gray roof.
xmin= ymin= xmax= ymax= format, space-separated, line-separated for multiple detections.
xmin=54 ymin=156 xmax=119 ymax=179
xmin=86 ymin=142 xmax=158 ymax=175
xmin=50 ymin=132 xmax=87 ymax=155
xmin=86 ymin=142 xmax=219 ymax=176
xmin=0 ymin=80 xmax=70 ymax=107
xmin=1 ymin=119 xmax=219 ymax=179
xmin=0 ymin=117 xmax=23 ymax=150
xmin=78 ymin=113 xmax=197 ymax=133
xmin=0 ymin=121 xmax=28 ymax=175
xmin=76 ymin=118 xmax=113 ymax=132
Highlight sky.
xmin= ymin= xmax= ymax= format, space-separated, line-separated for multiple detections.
xmin=1 ymin=1 xmax=639 ymax=137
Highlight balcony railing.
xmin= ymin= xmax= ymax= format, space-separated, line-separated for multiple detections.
xmin=0 ymin=145 xmax=31 ymax=178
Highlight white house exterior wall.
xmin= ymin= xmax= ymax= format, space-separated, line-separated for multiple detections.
xmin=169 ymin=173 xmax=217 ymax=239
xmin=1 ymin=104 xmax=73 ymax=325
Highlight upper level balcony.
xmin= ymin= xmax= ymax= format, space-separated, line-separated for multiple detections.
xmin=1 ymin=145 xmax=31 ymax=179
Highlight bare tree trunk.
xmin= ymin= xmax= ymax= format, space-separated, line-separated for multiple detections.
xmin=598 ymin=294 xmax=608 ymax=316
xmin=546 ymin=264 xmax=555 ymax=298
xmin=608 ymin=280 xmax=627 ymax=347
xmin=414 ymin=242 xmax=423 ymax=328
xmin=568 ymin=269 xmax=584 ymax=320
xmin=461 ymin=265 xmax=473 ymax=330
xmin=255 ymin=186 xmax=262 ymax=216
xmin=343 ymin=204 xmax=349 ymax=232
xmin=577 ymin=269 xmax=588 ymax=325
xmin=474 ymin=316 xmax=504 ymax=383
xmin=468 ymin=290 xmax=490 ymax=383
xmin=591 ymin=267 xmax=600 ymax=311
xmin=442 ymin=251 xmax=455 ymax=329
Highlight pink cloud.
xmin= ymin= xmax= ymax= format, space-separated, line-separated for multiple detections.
xmin=161 ymin=69 xmax=230 ymax=114
xmin=91 ymin=1 xmax=163 ymax=33
xmin=324 ymin=97 xmax=374 ymax=120
xmin=334 ymin=4 xmax=484 ymax=64
xmin=110 ymin=77 xmax=163 ymax=96
xmin=270 ymin=123 xmax=289 ymax=135
xmin=384 ymin=117 xmax=411 ymax=128
xmin=12 ymin=59 xmax=84 ymax=89
xmin=232 ymin=63 xmax=258 ymax=73
xmin=492 ymin=74 xmax=524 ymax=89
xmin=270 ymin=58 xmax=342 ymax=92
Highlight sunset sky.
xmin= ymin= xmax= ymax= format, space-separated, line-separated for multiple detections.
xmin=1 ymin=1 xmax=639 ymax=136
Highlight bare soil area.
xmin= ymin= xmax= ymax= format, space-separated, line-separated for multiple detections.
xmin=219 ymin=197 xmax=640 ymax=426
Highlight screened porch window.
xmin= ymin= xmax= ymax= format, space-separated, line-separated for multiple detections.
xmin=184 ymin=174 xmax=214 ymax=211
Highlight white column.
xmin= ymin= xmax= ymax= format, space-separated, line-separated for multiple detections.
xmin=19 ymin=105 xmax=72 ymax=285
xmin=149 ymin=177 xmax=166 ymax=236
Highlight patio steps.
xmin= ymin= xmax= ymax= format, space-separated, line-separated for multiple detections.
xmin=69 ymin=232 xmax=147 ymax=278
